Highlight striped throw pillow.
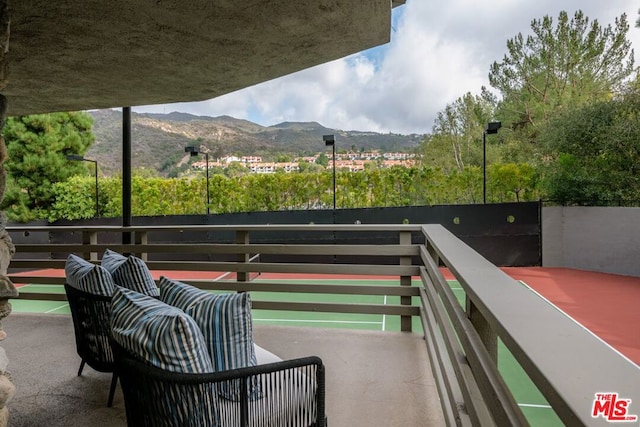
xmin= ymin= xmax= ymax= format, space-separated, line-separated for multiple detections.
xmin=110 ymin=286 xmax=213 ymax=374
xmin=101 ymin=249 xmax=159 ymax=297
xmin=158 ymin=277 xmax=259 ymax=400
xmin=65 ymin=254 xmax=115 ymax=296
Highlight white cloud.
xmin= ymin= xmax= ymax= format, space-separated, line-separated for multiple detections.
xmin=133 ymin=0 xmax=640 ymax=135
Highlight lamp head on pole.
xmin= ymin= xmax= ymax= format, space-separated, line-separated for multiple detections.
xmin=184 ymin=146 xmax=200 ymax=157
xmin=323 ymin=134 xmax=335 ymax=147
xmin=486 ymin=121 xmax=502 ymax=135
xmin=66 ymin=154 xmax=85 ymax=161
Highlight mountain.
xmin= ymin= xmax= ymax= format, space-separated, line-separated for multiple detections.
xmin=86 ymin=110 xmax=424 ymax=176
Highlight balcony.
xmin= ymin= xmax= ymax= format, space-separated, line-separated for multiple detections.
xmin=4 ymin=223 xmax=640 ymax=426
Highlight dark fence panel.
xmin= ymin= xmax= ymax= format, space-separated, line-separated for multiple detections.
xmin=23 ymin=202 xmax=541 ymax=267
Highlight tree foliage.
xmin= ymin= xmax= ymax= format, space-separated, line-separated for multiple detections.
xmin=538 ymin=90 xmax=640 ymax=204
xmin=2 ymin=112 xmax=95 ymax=221
xmin=45 ymin=164 xmax=540 ymax=222
xmin=415 ymin=9 xmax=639 ymax=205
xmin=490 ymin=10 xmax=634 ymax=140
xmin=424 ymin=90 xmax=498 ymax=172
xmin=315 ymin=153 xmax=329 ymax=167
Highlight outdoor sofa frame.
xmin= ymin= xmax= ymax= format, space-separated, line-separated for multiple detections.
xmin=112 ymin=340 xmax=327 ymax=427
xmin=64 ymin=283 xmax=119 ymax=407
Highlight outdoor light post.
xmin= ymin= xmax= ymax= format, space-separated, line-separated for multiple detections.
xmin=483 ymin=121 xmax=501 ymax=204
xmin=323 ymin=135 xmax=336 ymax=215
xmin=185 ymin=146 xmax=210 ymax=215
xmin=66 ymin=154 xmax=99 ymax=217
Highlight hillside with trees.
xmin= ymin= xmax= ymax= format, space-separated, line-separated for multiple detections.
xmin=87 ymin=110 xmax=423 ymax=177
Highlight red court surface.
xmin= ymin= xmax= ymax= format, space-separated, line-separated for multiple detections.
xmin=12 ymin=266 xmax=640 ymax=366
xmin=440 ymin=267 xmax=640 ymax=366
xmin=503 ymin=267 xmax=640 ymax=367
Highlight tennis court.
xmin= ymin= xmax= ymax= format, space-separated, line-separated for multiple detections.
xmin=10 ymin=267 xmax=640 ymax=426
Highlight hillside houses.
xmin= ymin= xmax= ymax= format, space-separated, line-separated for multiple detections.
xmin=190 ymin=151 xmax=417 ymax=174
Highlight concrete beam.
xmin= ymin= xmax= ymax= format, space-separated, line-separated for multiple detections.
xmin=4 ymin=0 xmax=395 ymax=116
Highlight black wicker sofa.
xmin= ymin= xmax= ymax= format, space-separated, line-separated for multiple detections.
xmin=64 ymin=250 xmax=327 ymax=427
xmin=113 ymin=340 xmax=326 ymax=427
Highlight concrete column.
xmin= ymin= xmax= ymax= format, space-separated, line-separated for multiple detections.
xmin=0 ymin=3 xmax=18 ymax=421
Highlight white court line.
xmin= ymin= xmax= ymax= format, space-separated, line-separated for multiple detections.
xmin=518 ymin=403 xmax=552 ymax=409
xmin=214 ymin=254 xmax=261 ymax=282
xmin=254 ymin=318 xmax=383 ymax=325
xmin=45 ymin=304 xmax=69 ymax=314
xmin=213 ymin=271 xmax=233 ymax=281
xmin=519 ymin=280 xmax=640 ymax=369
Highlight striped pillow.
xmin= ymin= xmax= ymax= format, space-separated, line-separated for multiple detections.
xmin=159 ymin=277 xmax=258 ymax=399
xmin=101 ymin=249 xmax=159 ymax=297
xmin=65 ymin=254 xmax=115 ymax=296
xmin=110 ymin=286 xmax=213 ymax=374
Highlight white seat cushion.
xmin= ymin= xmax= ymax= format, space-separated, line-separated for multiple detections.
xmin=254 ymin=344 xmax=283 ymax=365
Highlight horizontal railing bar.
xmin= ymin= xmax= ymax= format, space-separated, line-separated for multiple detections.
xmin=10 ymin=276 xmax=65 ymax=285
xmin=14 ymin=243 xmax=420 ymax=257
xmin=189 ymin=281 xmax=421 ymax=296
xmin=14 ymin=293 xmax=66 ymax=301
xmin=8 ymin=276 xmax=420 ymax=297
xmin=151 ymin=261 xmax=417 ymax=276
xmin=251 ymin=300 xmax=419 ymax=316
xmin=9 ymin=261 xmax=66 ymax=269
xmin=8 ymin=260 xmax=420 ymax=276
xmin=7 ymin=224 xmax=424 ymax=233
xmin=12 ymin=291 xmax=418 ymax=316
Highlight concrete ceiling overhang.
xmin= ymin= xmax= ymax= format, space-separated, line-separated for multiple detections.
xmin=4 ymin=0 xmax=403 ymax=117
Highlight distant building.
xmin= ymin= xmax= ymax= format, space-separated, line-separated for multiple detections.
xmin=188 ymin=150 xmax=416 ymax=174
xmin=249 ymin=162 xmax=300 ymax=174
xmin=241 ymin=156 xmax=262 ymax=163
xmin=220 ymin=156 xmax=242 ymax=163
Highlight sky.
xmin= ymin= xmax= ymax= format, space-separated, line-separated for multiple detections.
xmin=132 ymin=0 xmax=640 ymax=136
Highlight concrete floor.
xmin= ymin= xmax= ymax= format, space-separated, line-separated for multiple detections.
xmin=1 ymin=313 xmax=443 ymax=427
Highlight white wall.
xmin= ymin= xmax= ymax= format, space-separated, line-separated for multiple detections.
xmin=542 ymin=206 xmax=640 ymax=277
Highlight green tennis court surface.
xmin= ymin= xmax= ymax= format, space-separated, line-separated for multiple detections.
xmin=14 ymin=278 xmax=562 ymax=425
xmin=13 ymin=278 xmax=426 ymax=331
